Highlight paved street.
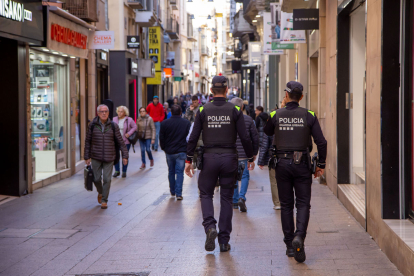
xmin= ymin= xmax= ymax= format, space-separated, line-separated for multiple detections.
xmin=0 ymin=150 xmax=402 ymax=276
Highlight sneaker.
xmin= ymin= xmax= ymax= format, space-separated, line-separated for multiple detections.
xmin=97 ymin=194 xmax=102 ymax=204
xmin=150 ymin=160 xmax=154 ymax=167
xmin=205 ymin=228 xmax=218 ymax=251
xmin=113 ymin=171 xmax=120 ymax=177
xmin=122 ymin=172 xmax=126 ymax=178
xmin=292 ymin=236 xmax=306 ymax=263
xmin=140 ymin=164 xmax=146 ymax=169
xmin=176 ymin=196 xmax=183 ymax=200
xmin=219 ymin=243 xmax=231 ymax=252
xmin=101 ymin=202 xmax=108 ymax=209
xmin=238 ymin=198 xmax=247 ymax=212
xmin=233 ymin=203 xmax=239 ymax=209
xmin=274 ymin=205 xmax=281 ymax=210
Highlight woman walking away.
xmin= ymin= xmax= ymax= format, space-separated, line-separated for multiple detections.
xmin=137 ymin=107 xmax=156 ymax=169
xmin=112 ymin=106 xmax=137 ymax=178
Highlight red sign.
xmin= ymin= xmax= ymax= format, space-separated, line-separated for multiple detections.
xmin=164 ymin=68 xmax=172 ymax=78
xmin=51 ymin=24 xmax=88 ymax=49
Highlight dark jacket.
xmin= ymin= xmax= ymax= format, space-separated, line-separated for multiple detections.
xmin=256 ymin=112 xmax=268 ymax=143
xmin=236 ymin=114 xmax=259 ymax=159
xmin=258 ymin=135 xmax=273 ymax=166
xmin=160 ymin=115 xmax=191 ymax=154
xmin=84 ymin=117 xmax=129 ymax=163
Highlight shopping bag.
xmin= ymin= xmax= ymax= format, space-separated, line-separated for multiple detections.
xmin=84 ymin=166 xmax=94 ymax=191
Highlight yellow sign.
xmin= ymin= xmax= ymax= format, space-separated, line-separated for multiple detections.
xmin=215 ymin=13 xmax=223 ymax=17
xmin=147 ymin=72 xmax=162 ymax=85
xmin=148 ymin=26 xmax=161 ymax=71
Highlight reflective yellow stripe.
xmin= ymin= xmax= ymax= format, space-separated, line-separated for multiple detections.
xmin=308 ymin=110 xmax=315 ymax=117
xmin=199 ymin=106 xmax=204 ymax=113
xmin=270 ymin=111 xmax=276 ymax=118
xmin=235 ymin=106 xmax=240 ymax=111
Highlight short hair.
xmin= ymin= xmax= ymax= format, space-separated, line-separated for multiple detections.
xmin=288 ymin=87 xmax=303 ymax=102
xmin=171 ymin=104 xmax=182 ymax=115
xmin=256 ymin=106 xmax=264 ymax=113
xmin=211 ymin=87 xmax=227 ymax=95
xmin=191 ymin=95 xmax=199 ymax=101
xmin=139 ymin=107 xmax=146 ymax=112
xmin=116 ymin=106 xmax=129 ymax=116
xmin=97 ymin=104 xmax=109 ymax=113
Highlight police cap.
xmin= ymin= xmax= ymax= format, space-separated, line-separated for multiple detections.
xmin=284 ymin=81 xmax=303 ymax=94
xmin=212 ymin=75 xmax=228 ymax=87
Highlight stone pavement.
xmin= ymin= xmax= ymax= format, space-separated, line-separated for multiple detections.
xmin=0 ymin=149 xmax=402 ymax=276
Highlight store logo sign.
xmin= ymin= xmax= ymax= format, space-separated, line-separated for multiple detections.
xmin=0 ymin=0 xmax=32 ymax=22
xmin=101 ymin=52 xmax=107 ymax=60
xmin=51 ymin=23 xmax=88 ymax=49
xmin=127 ymin=36 xmax=140 ymax=49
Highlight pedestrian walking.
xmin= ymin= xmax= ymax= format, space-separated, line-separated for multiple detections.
xmin=264 ymin=81 xmax=327 ymax=263
xmin=230 ymin=97 xmax=259 ymax=212
xmin=146 ymin=95 xmax=165 ymax=151
xmin=84 ymin=104 xmax=129 ymax=209
xmin=181 ymin=99 xmax=188 ymax=115
xmin=256 ymin=111 xmax=280 ymax=210
xmin=185 ymin=76 xmax=255 ymax=253
xmin=137 ymin=107 xmax=155 ymax=169
xmin=112 ymin=106 xmax=137 ymax=178
xmin=185 ymin=95 xmax=200 ymax=123
xmin=254 ymin=106 xmax=265 ymax=128
xmin=249 ymin=104 xmax=256 ymax=120
xmin=164 ymin=102 xmax=172 ymax=119
xmin=160 ymin=105 xmax=191 ymax=200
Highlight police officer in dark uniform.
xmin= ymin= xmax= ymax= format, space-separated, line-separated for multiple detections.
xmin=185 ymin=76 xmax=255 ymax=252
xmin=264 ymin=81 xmax=327 ymax=263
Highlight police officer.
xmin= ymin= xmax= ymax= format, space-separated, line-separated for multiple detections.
xmin=264 ymin=81 xmax=327 ymax=263
xmin=185 ymin=76 xmax=255 ymax=253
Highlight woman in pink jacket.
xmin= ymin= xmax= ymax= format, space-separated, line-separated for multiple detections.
xmin=112 ymin=106 xmax=137 ymax=178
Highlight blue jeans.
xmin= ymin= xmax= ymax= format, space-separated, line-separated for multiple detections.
xmin=154 ymin=121 xmax=161 ymax=150
xmin=166 ymin=152 xmax=186 ymax=196
xmin=233 ymin=159 xmax=250 ymax=203
xmin=114 ymin=144 xmax=131 ymax=173
xmin=139 ymin=139 xmax=153 ymax=164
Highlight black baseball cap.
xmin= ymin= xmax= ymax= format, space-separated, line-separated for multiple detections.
xmin=212 ymin=76 xmax=228 ymax=87
xmin=284 ymin=81 xmax=303 ymax=93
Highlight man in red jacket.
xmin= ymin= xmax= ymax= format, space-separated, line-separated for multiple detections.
xmin=146 ymin=96 xmax=165 ymax=151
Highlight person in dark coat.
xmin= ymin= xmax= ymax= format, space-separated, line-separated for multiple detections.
xmin=230 ymin=97 xmax=259 ymax=212
xmin=249 ymin=103 xmax=256 ymax=120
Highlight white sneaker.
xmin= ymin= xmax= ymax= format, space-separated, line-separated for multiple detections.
xmin=274 ymin=205 xmax=281 ymax=210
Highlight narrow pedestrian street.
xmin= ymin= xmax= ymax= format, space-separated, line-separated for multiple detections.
xmin=0 ymin=150 xmax=401 ymax=276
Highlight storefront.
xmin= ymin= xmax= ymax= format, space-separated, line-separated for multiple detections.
xmin=0 ymin=0 xmax=44 ymax=196
xmin=96 ymin=49 xmax=109 ymax=106
xmin=29 ymin=7 xmax=92 ymax=186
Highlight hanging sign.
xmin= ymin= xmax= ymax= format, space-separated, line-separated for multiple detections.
xmin=280 ymin=11 xmax=306 ymax=44
xmin=89 ymin=31 xmax=115 ymax=49
xmin=293 ymin=9 xmax=319 ymax=30
xmin=147 ymin=26 xmax=162 ymax=84
xmin=127 ymin=35 xmax=140 ymax=48
xmin=248 ymin=42 xmax=261 ymax=65
xmin=263 ymin=6 xmax=294 ymax=55
xmin=164 ymin=68 xmax=172 ymax=78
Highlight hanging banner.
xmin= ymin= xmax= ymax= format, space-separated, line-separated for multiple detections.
xmin=230 ymin=0 xmax=236 ymax=33
xmin=248 ymin=42 xmax=261 ymax=65
xmin=263 ymin=8 xmax=294 ymax=55
xmin=165 ymin=51 xmax=175 ymax=68
xmin=147 ymin=26 xmax=162 ymax=84
xmin=89 ymin=31 xmax=115 ymax=49
xmin=280 ymin=11 xmax=306 ymax=44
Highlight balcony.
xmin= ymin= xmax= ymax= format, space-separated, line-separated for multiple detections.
xmin=201 ymin=46 xmax=209 ymax=57
xmin=166 ymin=18 xmax=179 ymax=40
xmin=63 ymin=0 xmax=98 ymax=22
xmin=170 ymin=0 xmax=178 ymax=10
xmin=127 ymin=0 xmax=144 ymax=9
xmin=242 ymin=0 xmax=266 ymax=22
xmin=135 ymin=11 xmax=157 ymax=27
xmin=187 ymin=24 xmax=196 ymax=42
xmin=232 ymin=9 xmax=256 ymax=37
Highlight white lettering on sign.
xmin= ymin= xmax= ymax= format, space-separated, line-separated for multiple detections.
xmin=279 ymin=117 xmax=304 ymax=124
xmin=208 ymin=116 xmax=230 ymax=122
xmin=101 ymin=52 xmax=107 ymax=60
xmin=0 ymin=0 xmax=32 ymax=22
xmin=131 ymin=61 xmax=138 ymax=69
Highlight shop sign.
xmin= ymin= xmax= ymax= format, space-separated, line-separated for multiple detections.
xmin=47 ymin=12 xmax=90 ymax=59
xmin=147 ymin=26 xmax=162 ymax=84
xmin=101 ymin=52 xmax=107 ymax=60
xmin=147 ymin=72 xmax=162 ymax=85
xmin=165 ymin=51 xmax=175 ymax=68
xmin=0 ymin=0 xmax=43 ymax=43
xmin=248 ymin=42 xmax=261 ymax=65
xmin=293 ymin=9 xmax=319 ymax=30
xmin=51 ymin=24 xmax=88 ymax=49
xmin=280 ymin=11 xmax=306 ymax=44
xmin=127 ymin=35 xmax=140 ymax=49
xmin=97 ymin=50 xmax=109 ymax=66
xmin=89 ymin=31 xmax=115 ymax=49
xmin=174 ymin=77 xmax=182 ymax=82
xmin=263 ymin=5 xmax=294 ymax=55
xmin=0 ymin=0 xmax=32 ymax=22
xmin=164 ymin=68 xmax=172 ymax=78
xmin=130 ymin=58 xmax=138 ymax=76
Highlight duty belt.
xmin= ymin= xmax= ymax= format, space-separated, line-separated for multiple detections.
xmin=276 ymin=152 xmax=307 ymax=159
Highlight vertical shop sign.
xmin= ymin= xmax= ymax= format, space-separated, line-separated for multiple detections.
xmin=280 ymin=11 xmax=306 ymax=44
xmin=263 ymin=10 xmax=293 ymax=54
xmin=230 ymin=0 xmax=236 ymax=33
xmin=248 ymin=42 xmax=261 ymax=65
xmin=147 ymin=26 xmax=162 ymax=85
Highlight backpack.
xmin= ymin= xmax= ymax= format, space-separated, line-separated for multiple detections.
xmin=89 ymin=121 xmax=120 ymax=163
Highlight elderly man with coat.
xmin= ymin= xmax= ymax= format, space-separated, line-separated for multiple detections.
xmin=84 ymin=104 xmax=129 ymax=209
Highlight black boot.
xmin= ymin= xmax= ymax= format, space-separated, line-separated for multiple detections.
xmin=205 ymin=228 xmax=217 ymax=252
xmin=238 ymin=198 xmax=247 ymax=212
xmin=286 ymin=247 xmax=295 ymax=257
xmin=219 ymin=243 xmax=231 ymax=252
xmin=292 ymin=236 xmax=306 ymax=263
xmin=113 ymin=171 xmax=120 ymax=177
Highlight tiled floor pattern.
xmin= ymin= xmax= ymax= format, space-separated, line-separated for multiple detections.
xmin=0 ymin=149 xmax=403 ymax=276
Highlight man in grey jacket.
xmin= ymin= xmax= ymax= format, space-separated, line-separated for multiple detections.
xmin=230 ymin=97 xmax=259 ymax=212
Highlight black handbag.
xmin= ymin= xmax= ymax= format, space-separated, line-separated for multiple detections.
xmin=84 ymin=165 xmax=94 ymax=191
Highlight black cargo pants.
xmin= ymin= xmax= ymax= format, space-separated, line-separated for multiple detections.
xmin=275 ymin=158 xmax=312 ymax=247
xmin=199 ymin=153 xmax=238 ymax=244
